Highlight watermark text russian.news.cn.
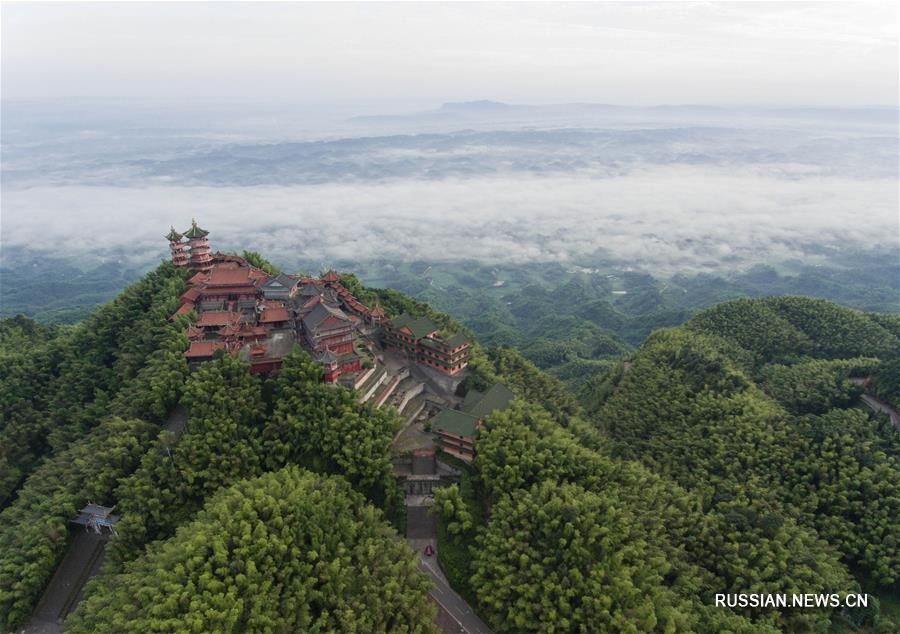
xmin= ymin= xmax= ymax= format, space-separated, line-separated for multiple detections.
xmin=715 ymin=594 xmax=869 ymax=609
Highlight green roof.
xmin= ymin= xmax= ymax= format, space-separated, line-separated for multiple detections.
xmin=391 ymin=313 xmax=438 ymax=340
xmin=432 ymin=408 xmax=479 ymax=438
xmin=461 ymin=389 xmax=485 ymax=411
xmin=464 ymin=383 xmax=515 ymax=420
xmin=184 ymin=219 xmax=209 ymax=239
xmin=443 ymin=333 xmax=469 ymax=349
xmin=165 ymin=226 xmax=183 ymax=242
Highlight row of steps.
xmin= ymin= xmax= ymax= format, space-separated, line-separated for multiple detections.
xmin=390 ymin=377 xmax=426 ymax=416
xmin=373 ymin=374 xmax=402 ymax=408
xmin=358 ymin=366 xmax=388 ymax=403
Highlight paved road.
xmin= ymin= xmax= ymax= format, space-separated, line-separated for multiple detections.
xmin=21 ymin=407 xmax=189 ymax=634
xmin=23 ymin=532 xmax=107 ymax=634
xmin=860 ymin=394 xmax=900 ymax=428
xmin=849 ymin=379 xmax=900 ymax=429
xmin=409 ymin=538 xmax=493 ymax=634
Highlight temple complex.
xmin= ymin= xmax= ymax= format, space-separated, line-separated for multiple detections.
xmin=165 ymin=222 xmax=472 ymax=424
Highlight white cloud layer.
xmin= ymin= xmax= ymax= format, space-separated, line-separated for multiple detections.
xmin=2 ymin=165 xmax=896 ymax=273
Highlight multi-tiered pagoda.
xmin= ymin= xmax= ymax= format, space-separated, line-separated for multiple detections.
xmin=166 ymin=226 xmax=190 ymax=267
xmin=184 ymin=219 xmax=213 ymax=272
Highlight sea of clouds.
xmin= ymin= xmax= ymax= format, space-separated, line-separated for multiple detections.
xmin=2 ymin=101 xmax=897 ymax=274
xmin=2 ymin=164 xmax=896 ymax=273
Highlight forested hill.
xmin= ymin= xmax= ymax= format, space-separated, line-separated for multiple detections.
xmin=0 ymin=258 xmax=582 ymax=632
xmin=577 ymin=296 xmax=900 ymax=630
xmin=0 ymin=261 xmax=439 ymax=632
xmin=1 ymin=262 xmax=898 ymax=633
xmin=430 ymin=296 xmax=898 ymax=633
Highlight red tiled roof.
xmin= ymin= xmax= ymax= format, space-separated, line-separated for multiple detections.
xmin=240 ymin=326 xmax=269 ymax=338
xmin=322 ymin=270 xmax=341 ymax=283
xmin=171 ymin=302 xmax=195 ymax=320
xmin=259 ymin=307 xmax=290 ymax=323
xmin=184 ymin=341 xmax=228 ymax=358
xmin=218 ymin=324 xmax=240 ymax=337
xmin=180 ymin=287 xmax=202 ymax=303
xmin=206 ymin=267 xmax=255 ymax=286
xmin=188 ymin=272 xmax=208 ymax=285
xmin=199 ymin=286 xmax=260 ymax=296
xmin=211 ymin=253 xmax=249 ymax=266
xmin=197 ymin=311 xmax=240 ymax=327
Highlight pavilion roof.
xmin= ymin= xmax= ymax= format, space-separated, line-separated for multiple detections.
xmin=184 ymin=219 xmax=209 ymax=239
xmin=317 ymin=349 xmax=339 ymax=364
xmin=165 ymin=226 xmax=183 ymax=242
xmin=72 ymin=503 xmax=120 ymax=527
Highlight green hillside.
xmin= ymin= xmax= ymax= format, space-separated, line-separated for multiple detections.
xmin=1 ymin=267 xmax=897 ymax=633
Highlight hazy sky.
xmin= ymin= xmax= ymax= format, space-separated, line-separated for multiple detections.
xmin=2 ymin=1 xmax=897 ymax=106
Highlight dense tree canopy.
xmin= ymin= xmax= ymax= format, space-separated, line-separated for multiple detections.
xmin=592 ymin=327 xmax=900 ymax=587
xmin=471 ymin=480 xmax=696 ymax=633
xmin=473 ymin=402 xmax=850 ymax=632
xmin=870 ymin=357 xmax=900 ymax=409
xmin=262 ymin=350 xmax=399 ymax=499
xmin=758 ymin=358 xmax=872 ymax=415
xmin=686 ymin=296 xmax=899 ymax=364
xmin=69 ymin=467 xmax=437 ymax=633
xmin=110 ymin=353 xmax=267 ymax=565
xmin=110 ymin=347 xmax=407 ymax=568
xmin=3 ymin=257 xmax=897 ymax=634
xmin=0 ymin=263 xmax=188 ymax=507
xmin=0 ymin=417 xmax=158 ymax=629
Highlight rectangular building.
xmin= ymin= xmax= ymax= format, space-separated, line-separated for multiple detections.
xmin=431 ymin=383 xmax=515 ymax=462
xmin=384 ymin=313 xmax=470 ymax=375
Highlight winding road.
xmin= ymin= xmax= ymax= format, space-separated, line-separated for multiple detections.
xmin=860 ymin=394 xmax=900 ymax=428
xmin=849 ymin=379 xmax=900 ymax=429
xmin=408 ymin=538 xmax=493 ymax=634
